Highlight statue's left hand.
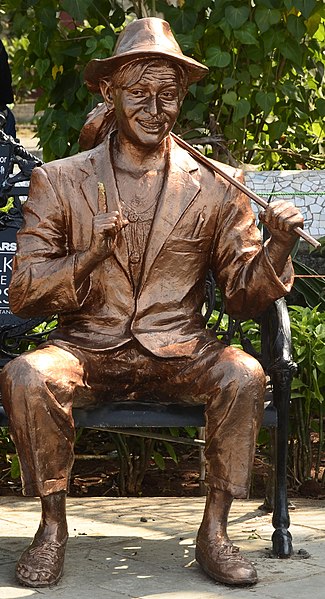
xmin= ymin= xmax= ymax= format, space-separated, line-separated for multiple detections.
xmin=259 ymin=200 xmax=304 ymax=243
xmin=259 ymin=200 xmax=304 ymax=276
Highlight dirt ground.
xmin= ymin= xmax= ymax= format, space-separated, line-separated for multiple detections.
xmin=0 ymin=435 xmax=267 ymax=499
xmin=0 ymin=451 xmax=313 ymax=501
xmin=0 ymin=454 xmax=263 ymax=499
xmin=1 ymin=430 xmax=324 ymax=500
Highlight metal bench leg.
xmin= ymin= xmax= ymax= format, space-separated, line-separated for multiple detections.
xmin=271 ymin=368 xmax=293 ymax=558
xmin=198 ymin=427 xmax=206 ymax=496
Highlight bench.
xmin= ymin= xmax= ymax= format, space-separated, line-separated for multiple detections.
xmin=0 ymin=125 xmax=295 ymax=559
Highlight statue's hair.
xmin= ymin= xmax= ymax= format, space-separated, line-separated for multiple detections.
xmin=109 ymin=58 xmax=189 ymax=99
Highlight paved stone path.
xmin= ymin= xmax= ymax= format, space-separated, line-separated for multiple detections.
xmin=0 ymin=497 xmax=324 ymax=598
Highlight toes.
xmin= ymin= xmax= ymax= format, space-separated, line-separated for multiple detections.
xmin=16 ymin=563 xmax=60 ymax=587
xmin=39 ymin=571 xmax=51 ymax=583
xmin=17 ymin=565 xmax=29 ymax=579
xmin=16 ymin=539 xmax=67 ymax=588
xmin=29 ymin=571 xmax=39 ymax=582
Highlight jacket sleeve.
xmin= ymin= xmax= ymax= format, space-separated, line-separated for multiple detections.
xmin=211 ymin=169 xmax=294 ymax=320
xmin=9 ymin=165 xmax=89 ymax=319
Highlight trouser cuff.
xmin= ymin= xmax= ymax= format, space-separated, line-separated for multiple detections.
xmin=22 ymin=478 xmax=69 ymax=498
xmin=205 ymin=474 xmax=249 ymax=499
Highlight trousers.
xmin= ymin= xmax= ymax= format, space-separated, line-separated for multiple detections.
xmin=1 ymin=338 xmax=265 ymax=498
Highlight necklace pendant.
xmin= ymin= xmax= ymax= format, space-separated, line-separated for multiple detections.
xmin=127 ymin=210 xmax=139 ymax=223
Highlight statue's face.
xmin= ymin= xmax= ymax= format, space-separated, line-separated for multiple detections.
xmin=110 ymin=63 xmax=182 ymax=147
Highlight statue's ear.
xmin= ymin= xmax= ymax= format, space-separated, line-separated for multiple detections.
xmin=99 ymin=79 xmax=114 ymax=111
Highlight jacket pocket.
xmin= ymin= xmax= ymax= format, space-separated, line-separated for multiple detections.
xmin=164 ymin=235 xmax=211 ymax=254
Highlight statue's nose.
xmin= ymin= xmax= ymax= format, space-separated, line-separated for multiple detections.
xmin=145 ymin=94 xmax=159 ymax=116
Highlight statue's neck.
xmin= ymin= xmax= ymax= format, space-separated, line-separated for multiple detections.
xmin=112 ymin=132 xmax=168 ymax=177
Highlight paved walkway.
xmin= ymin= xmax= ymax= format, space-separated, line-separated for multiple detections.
xmin=0 ymin=496 xmax=324 ymax=599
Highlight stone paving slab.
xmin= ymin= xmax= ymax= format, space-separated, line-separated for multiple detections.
xmin=0 ymin=497 xmax=324 ymax=599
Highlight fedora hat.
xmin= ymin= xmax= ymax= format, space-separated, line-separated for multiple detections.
xmin=84 ymin=17 xmax=208 ymax=93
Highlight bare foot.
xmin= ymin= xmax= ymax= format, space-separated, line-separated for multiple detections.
xmin=16 ymin=531 xmax=68 ymax=588
xmin=196 ymin=533 xmax=257 ymax=586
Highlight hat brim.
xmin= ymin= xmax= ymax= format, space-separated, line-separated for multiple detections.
xmin=84 ymin=49 xmax=208 ymax=93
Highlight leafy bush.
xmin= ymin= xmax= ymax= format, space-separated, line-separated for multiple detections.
xmin=0 ymin=427 xmax=19 ymax=480
xmin=289 ymin=305 xmax=325 ymax=486
xmin=209 ymin=297 xmax=325 ymax=489
xmin=1 ymin=0 xmax=324 ymax=167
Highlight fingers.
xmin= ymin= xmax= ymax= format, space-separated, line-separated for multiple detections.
xmin=89 ymin=211 xmax=129 ymax=260
xmin=259 ymin=200 xmax=304 ymax=234
xmin=94 ymin=211 xmax=129 ymax=238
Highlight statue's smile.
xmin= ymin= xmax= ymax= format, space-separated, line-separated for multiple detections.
xmin=137 ymin=118 xmax=164 ymax=131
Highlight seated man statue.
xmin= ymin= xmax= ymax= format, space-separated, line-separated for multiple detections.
xmin=1 ymin=17 xmax=303 ymax=589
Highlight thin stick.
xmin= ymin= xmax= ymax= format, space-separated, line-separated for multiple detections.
xmin=171 ymin=133 xmax=320 ymax=249
xmin=97 ymin=182 xmax=107 ymax=213
xmin=98 ymin=181 xmax=124 ymax=221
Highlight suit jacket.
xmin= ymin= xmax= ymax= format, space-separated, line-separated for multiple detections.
xmin=9 ymin=134 xmax=294 ymax=357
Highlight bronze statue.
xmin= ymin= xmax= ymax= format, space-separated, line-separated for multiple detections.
xmin=1 ymin=17 xmax=303 ymax=589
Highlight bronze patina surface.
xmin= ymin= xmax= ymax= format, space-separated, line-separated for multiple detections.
xmin=1 ymin=17 xmax=303 ymax=589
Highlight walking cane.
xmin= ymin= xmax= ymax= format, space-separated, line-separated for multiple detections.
xmin=172 ymin=133 xmax=320 ymax=249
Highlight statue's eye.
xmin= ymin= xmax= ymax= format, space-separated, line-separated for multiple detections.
xmin=160 ymin=90 xmax=177 ymax=101
xmin=130 ymin=89 xmax=146 ymax=97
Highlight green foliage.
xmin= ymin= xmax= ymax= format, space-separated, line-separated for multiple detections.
xmin=293 ymin=258 xmax=325 ymax=310
xmin=209 ymin=298 xmax=325 ymax=487
xmin=290 ymin=306 xmax=325 ymax=406
xmin=9 ymin=453 xmax=20 ymax=479
xmin=109 ymin=432 xmax=155 ymax=495
xmin=1 ymin=0 xmax=120 ymax=161
xmin=291 ymin=236 xmax=325 ymax=309
xmin=289 ymin=305 xmax=325 ymax=484
xmin=0 ymin=427 xmax=20 ymax=480
xmin=1 ymin=0 xmax=324 ymax=167
xmin=108 ymin=430 xmax=184 ymax=495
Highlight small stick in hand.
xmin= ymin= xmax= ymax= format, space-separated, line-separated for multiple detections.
xmin=97 ymin=181 xmax=129 ymax=236
xmin=97 ymin=182 xmax=107 ymax=213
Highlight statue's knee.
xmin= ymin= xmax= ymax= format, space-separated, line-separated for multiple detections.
xmin=1 ymin=355 xmax=34 ymax=415
xmin=217 ymin=350 xmax=265 ymax=392
xmin=1 ymin=351 xmax=54 ymax=406
xmin=1 ymin=355 xmax=28 ymax=390
xmin=236 ymin=354 xmax=265 ymax=389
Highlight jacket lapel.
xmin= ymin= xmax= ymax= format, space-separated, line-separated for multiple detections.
xmin=79 ymin=135 xmax=131 ymax=282
xmin=139 ymin=138 xmax=201 ymax=292
xmin=78 ymin=134 xmax=201 ymax=290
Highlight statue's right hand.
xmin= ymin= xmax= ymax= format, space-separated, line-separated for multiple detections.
xmin=74 ymin=211 xmax=128 ymax=288
xmin=89 ymin=211 xmax=129 ymax=260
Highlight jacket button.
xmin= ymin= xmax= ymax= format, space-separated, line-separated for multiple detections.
xmin=129 ymin=251 xmax=140 ymax=264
